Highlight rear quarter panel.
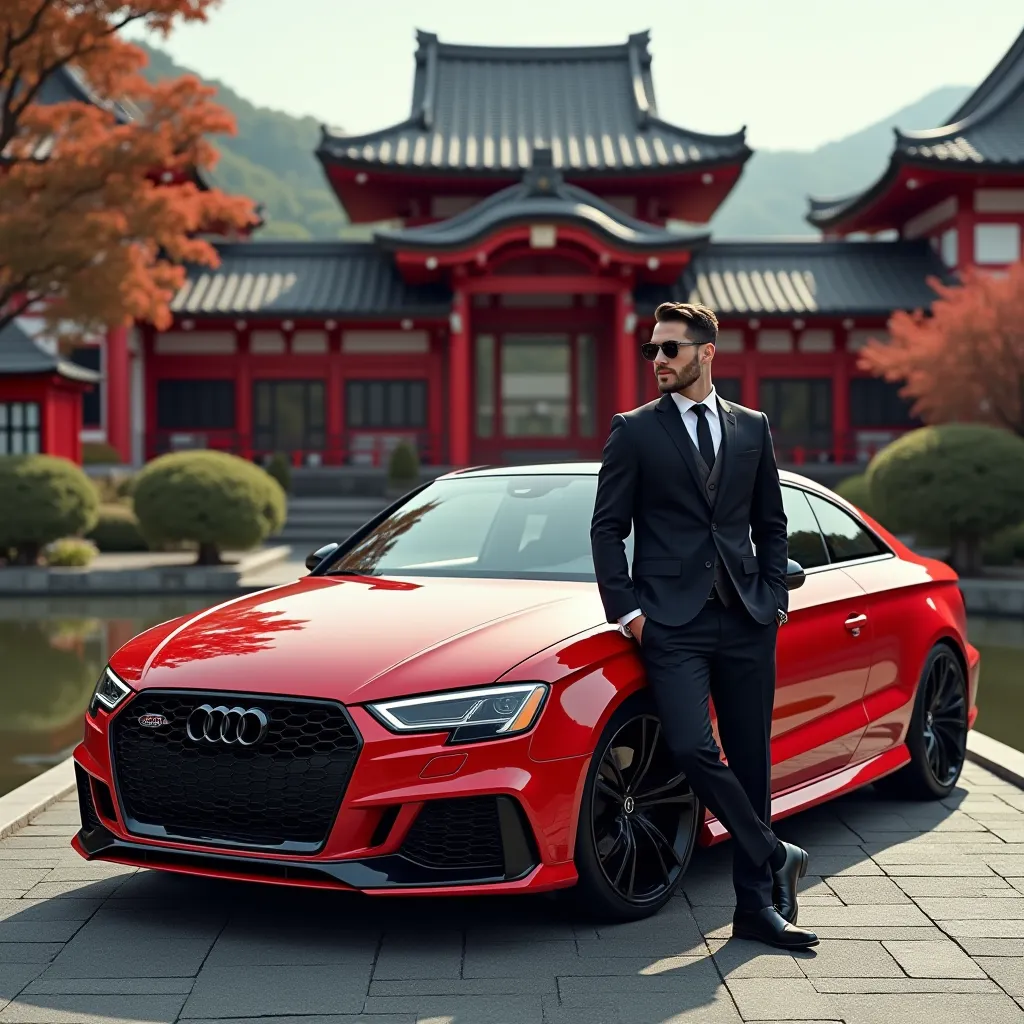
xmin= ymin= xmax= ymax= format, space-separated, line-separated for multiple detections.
xmin=840 ymin=533 xmax=973 ymax=764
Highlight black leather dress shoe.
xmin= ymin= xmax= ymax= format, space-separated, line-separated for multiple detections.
xmin=772 ymin=841 xmax=809 ymax=924
xmin=733 ymin=907 xmax=819 ymax=949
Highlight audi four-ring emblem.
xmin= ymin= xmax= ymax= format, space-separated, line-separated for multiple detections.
xmin=185 ymin=704 xmax=269 ymax=746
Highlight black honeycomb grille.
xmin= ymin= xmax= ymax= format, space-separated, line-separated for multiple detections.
xmin=399 ymin=797 xmax=504 ymax=871
xmin=111 ymin=691 xmax=360 ymax=851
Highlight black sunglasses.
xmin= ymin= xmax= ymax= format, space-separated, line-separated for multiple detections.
xmin=640 ymin=340 xmax=703 ymax=361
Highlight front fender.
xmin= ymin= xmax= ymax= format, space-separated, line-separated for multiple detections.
xmin=496 ymin=625 xmax=646 ymax=762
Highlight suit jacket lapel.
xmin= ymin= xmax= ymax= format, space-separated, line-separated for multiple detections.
xmin=655 ymin=393 xmax=703 ymax=493
xmin=716 ymin=396 xmax=737 ymax=504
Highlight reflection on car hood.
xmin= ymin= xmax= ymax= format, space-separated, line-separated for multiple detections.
xmin=109 ymin=575 xmax=606 ymax=703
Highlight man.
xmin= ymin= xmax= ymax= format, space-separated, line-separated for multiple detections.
xmin=590 ymin=301 xmax=817 ymax=949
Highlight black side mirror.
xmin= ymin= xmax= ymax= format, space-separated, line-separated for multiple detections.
xmin=305 ymin=542 xmax=340 ymax=572
xmin=785 ymin=558 xmax=806 ymax=591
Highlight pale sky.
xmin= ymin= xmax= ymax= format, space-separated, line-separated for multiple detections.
xmin=138 ymin=0 xmax=1024 ymax=152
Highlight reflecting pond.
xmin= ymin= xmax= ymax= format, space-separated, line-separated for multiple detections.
xmin=1 ymin=599 xmax=1022 ymax=799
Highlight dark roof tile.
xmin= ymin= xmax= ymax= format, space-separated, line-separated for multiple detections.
xmin=169 ymin=242 xmax=451 ymax=318
xmin=0 ymin=321 xmax=101 ymax=382
xmin=318 ymin=31 xmax=748 ymax=176
xmin=638 ymin=240 xmax=949 ymax=317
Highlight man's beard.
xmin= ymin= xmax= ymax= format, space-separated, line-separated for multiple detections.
xmin=656 ymin=353 xmax=701 ymax=393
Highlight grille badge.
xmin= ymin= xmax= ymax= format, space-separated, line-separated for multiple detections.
xmin=138 ymin=714 xmax=170 ymax=729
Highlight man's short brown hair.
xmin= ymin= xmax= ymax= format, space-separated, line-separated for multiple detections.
xmin=654 ymin=302 xmax=719 ymax=347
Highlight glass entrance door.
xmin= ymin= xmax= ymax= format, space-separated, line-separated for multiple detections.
xmin=473 ymin=332 xmax=599 ymax=465
xmin=253 ymin=380 xmax=325 ymax=458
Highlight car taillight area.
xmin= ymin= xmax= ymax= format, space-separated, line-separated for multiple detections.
xmin=110 ymin=691 xmax=361 ymax=853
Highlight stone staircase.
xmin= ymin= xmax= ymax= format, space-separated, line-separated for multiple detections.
xmin=272 ymin=496 xmax=389 ymax=549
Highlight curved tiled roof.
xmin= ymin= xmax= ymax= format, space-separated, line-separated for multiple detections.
xmin=374 ymin=151 xmax=708 ymax=252
xmin=807 ymin=24 xmax=1024 ymax=230
xmin=0 ymin=321 xmax=101 ymax=382
xmin=169 ymin=242 xmax=451 ymax=318
xmin=318 ymin=30 xmax=749 ymax=176
xmin=638 ymin=240 xmax=949 ymax=317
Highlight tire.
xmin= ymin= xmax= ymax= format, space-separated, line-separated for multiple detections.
xmin=875 ymin=644 xmax=968 ymax=801
xmin=572 ymin=695 xmax=701 ymax=922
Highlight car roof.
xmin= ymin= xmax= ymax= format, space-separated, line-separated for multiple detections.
xmin=438 ymin=462 xmax=837 ymax=495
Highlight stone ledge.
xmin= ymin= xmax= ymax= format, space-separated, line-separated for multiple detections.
xmin=0 ymin=545 xmax=291 ymax=596
xmin=957 ymin=577 xmax=1024 ymax=617
xmin=0 ymin=758 xmax=76 ymax=840
xmin=966 ymin=731 xmax=1024 ymax=790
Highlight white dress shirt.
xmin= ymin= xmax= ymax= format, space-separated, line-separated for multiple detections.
xmin=617 ymin=388 xmax=721 ymax=632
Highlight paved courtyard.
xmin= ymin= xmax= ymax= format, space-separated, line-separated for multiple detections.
xmin=1 ymin=761 xmax=1023 ymax=1024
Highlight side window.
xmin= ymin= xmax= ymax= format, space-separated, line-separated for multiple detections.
xmin=781 ymin=487 xmax=829 ymax=570
xmin=806 ymin=493 xmax=885 ymax=564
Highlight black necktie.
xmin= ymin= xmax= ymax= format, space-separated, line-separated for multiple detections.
xmin=692 ymin=404 xmax=715 ymax=470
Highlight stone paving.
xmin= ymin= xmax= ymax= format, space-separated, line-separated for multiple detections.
xmin=1 ymin=761 xmax=1023 ymax=1023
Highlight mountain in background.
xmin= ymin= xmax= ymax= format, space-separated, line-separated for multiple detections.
xmin=712 ymin=85 xmax=972 ymax=237
xmin=140 ymin=44 xmax=970 ymax=240
xmin=140 ymin=44 xmax=347 ymax=239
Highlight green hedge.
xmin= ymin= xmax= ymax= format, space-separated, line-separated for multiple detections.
xmin=87 ymin=503 xmax=148 ymax=552
xmin=835 ymin=473 xmax=874 ymax=518
xmin=867 ymin=425 xmax=1024 ymax=576
xmin=265 ymin=452 xmax=292 ymax=493
xmin=45 ymin=538 xmax=98 ymax=566
xmin=133 ymin=451 xmax=287 ymax=564
xmin=0 ymin=455 xmax=99 ymax=564
xmin=983 ymin=522 xmax=1024 ymax=566
xmin=388 ymin=441 xmax=419 ymax=488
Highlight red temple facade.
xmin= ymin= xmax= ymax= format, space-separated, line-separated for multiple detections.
xmin=15 ymin=26 xmax=1024 ymax=472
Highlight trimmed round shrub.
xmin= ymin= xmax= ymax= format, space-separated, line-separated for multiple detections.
xmin=388 ymin=441 xmax=420 ymax=487
xmin=82 ymin=441 xmax=122 ymax=465
xmin=45 ymin=538 xmax=98 ymax=567
xmin=0 ymin=455 xmax=100 ymax=564
xmin=266 ymin=452 xmax=292 ymax=494
xmin=835 ymin=473 xmax=874 ymax=518
xmin=867 ymin=425 xmax=1024 ymax=576
xmin=87 ymin=503 xmax=148 ymax=552
xmin=133 ymin=451 xmax=287 ymax=565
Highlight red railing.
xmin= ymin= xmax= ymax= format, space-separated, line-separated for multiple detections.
xmin=147 ymin=430 xmax=443 ymax=468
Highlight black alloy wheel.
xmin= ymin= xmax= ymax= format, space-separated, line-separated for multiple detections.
xmin=574 ymin=704 xmax=701 ymax=920
xmin=920 ymin=648 xmax=969 ymax=789
xmin=877 ymin=645 xmax=968 ymax=800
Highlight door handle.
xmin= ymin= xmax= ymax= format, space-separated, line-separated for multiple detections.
xmin=844 ymin=613 xmax=867 ymax=637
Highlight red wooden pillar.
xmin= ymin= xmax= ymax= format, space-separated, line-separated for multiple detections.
xmin=614 ymin=288 xmax=637 ymax=414
xmin=104 ymin=325 xmax=131 ymax=462
xmin=741 ymin=328 xmax=759 ymax=409
xmin=236 ymin=332 xmax=252 ymax=459
xmin=327 ymin=328 xmax=344 ymax=465
xmin=448 ymin=289 xmax=471 ymax=467
xmin=833 ymin=346 xmax=849 ymax=465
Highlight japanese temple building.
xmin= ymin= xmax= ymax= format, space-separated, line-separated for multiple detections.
xmin=6 ymin=26 xmax=1024 ymax=471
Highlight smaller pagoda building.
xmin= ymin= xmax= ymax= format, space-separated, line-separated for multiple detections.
xmin=808 ymin=25 xmax=1024 ymax=271
xmin=0 ymin=321 xmax=100 ymax=463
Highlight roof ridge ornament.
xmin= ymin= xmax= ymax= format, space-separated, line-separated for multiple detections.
xmin=523 ymin=148 xmax=563 ymax=195
xmin=627 ymin=31 xmax=652 ymax=126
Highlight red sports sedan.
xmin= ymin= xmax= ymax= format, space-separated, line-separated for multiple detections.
xmin=72 ymin=464 xmax=979 ymax=921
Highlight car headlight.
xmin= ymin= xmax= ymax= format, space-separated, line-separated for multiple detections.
xmin=88 ymin=667 xmax=133 ymax=717
xmin=367 ymin=683 xmax=548 ymax=743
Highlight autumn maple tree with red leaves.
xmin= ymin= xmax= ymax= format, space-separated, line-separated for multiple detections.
xmin=860 ymin=261 xmax=1024 ymax=437
xmin=0 ymin=0 xmax=256 ymax=342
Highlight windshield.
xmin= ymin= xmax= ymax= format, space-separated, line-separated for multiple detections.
xmin=325 ymin=474 xmax=632 ymax=581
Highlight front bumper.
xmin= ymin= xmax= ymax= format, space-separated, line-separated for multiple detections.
xmin=73 ymin=695 xmax=591 ymax=895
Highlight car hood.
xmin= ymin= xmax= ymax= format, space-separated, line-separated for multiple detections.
xmin=110 ymin=575 xmax=606 ymax=704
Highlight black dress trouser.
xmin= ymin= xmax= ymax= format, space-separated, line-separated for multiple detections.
xmin=639 ymin=596 xmax=778 ymax=912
